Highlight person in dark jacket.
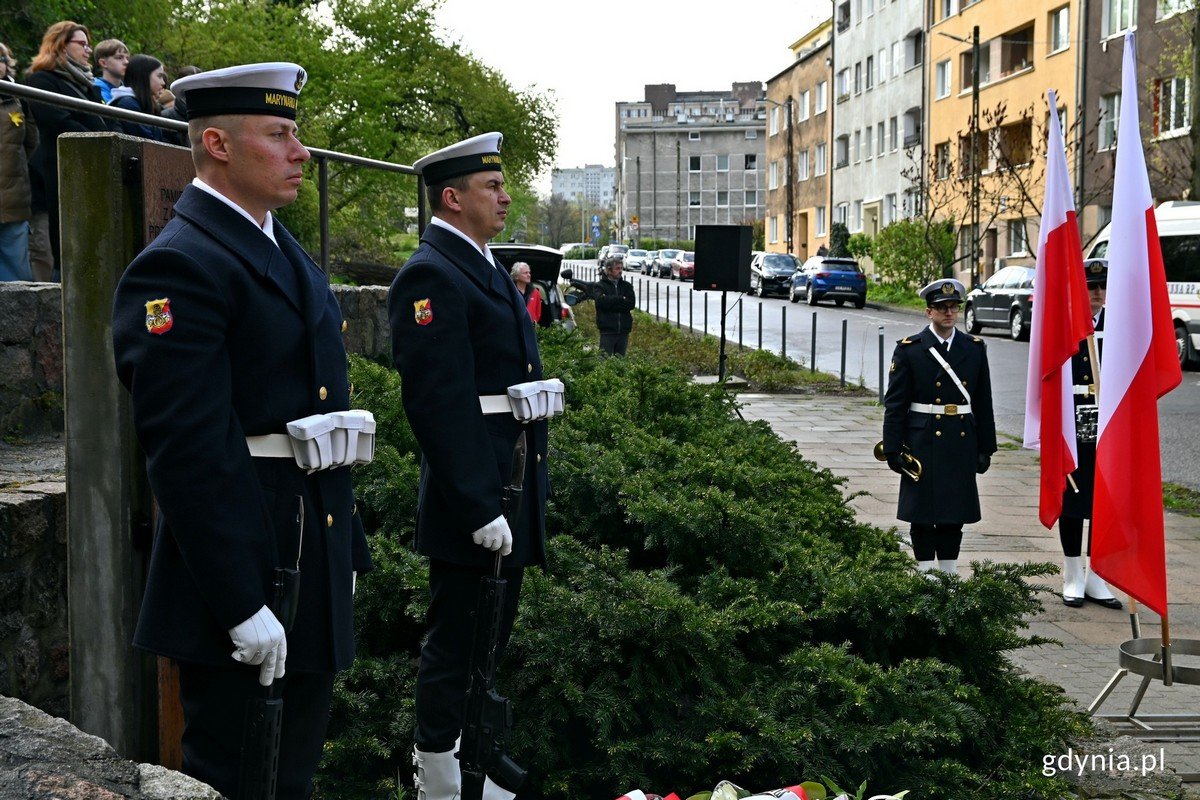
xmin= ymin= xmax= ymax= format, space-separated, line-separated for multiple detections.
xmin=594 ymin=259 xmax=636 ymax=355
xmin=111 ymin=62 xmax=371 ymax=800
xmin=0 ymin=42 xmax=39 ymax=281
xmin=389 ymin=132 xmax=548 ymax=800
xmin=1058 ymin=258 xmax=1122 ymax=609
xmin=882 ymin=278 xmax=997 ymax=575
xmin=24 ymin=21 xmax=117 ymax=280
xmin=108 ymin=54 xmax=167 ymax=142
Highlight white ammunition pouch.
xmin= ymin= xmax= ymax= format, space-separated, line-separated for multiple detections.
xmin=247 ymin=409 xmax=377 ymax=472
xmin=478 ymin=379 xmax=565 ymax=422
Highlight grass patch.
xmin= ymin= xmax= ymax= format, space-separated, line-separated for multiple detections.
xmin=1164 ymin=482 xmax=1200 ymax=516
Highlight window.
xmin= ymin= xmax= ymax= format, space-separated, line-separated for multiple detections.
xmin=1009 ymin=219 xmax=1029 ymax=255
xmin=878 ymin=49 xmax=888 ymax=84
xmin=835 ymin=135 xmax=850 ymax=168
xmin=866 ymin=56 xmax=875 ymax=90
xmin=852 ymin=200 xmax=863 ymax=231
xmin=745 ymin=190 xmax=758 ymax=206
xmin=837 ymin=68 xmax=851 ymax=98
xmin=892 ymin=41 xmax=903 ymax=76
xmin=1155 ymin=76 xmax=1190 ymax=136
xmin=746 ymin=128 xmax=758 ymax=139
xmin=770 ymin=106 xmax=781 ymax=135
xmin=816 ymin=206 xmax=827 ymax=236
xmin=1103 ymin=0 xmax=1134 ymax=36
xmin=889 ymin=117 xmax=899 ymax=150
xmin=745 ymin=153 xmax=758 ymax=170
xmin=689 ymin=131 xmax=701 ymax=141
xmin=799 ymin=90 xmax=810 ymax=121
xmin=769 ymin=160 xmax=780 ymax=190
xmin=865 ymin=125 xmax=874 ymax=159
xmin=717 ymin=190 xmax=729 ymax=207
xmin=689 ymin=155 xmax=701 ymax=172
xmin=835 ymin=203 xmax=849 ymax=224
xmin=884 ymin=193 xmax=897 ymax=225
xmin=1159 ymin=0 xmax=1188 ymax=18
xmin=1099 ymin=93 xmax=1120 ymax=150
xmin=935 ymin=59 xmax=952 ymax=99
xmin=962 ymin=45 xmax=990 ymax=88
xmin=940 ymin=0 xmax=957 ymax=19
xmin=877 ymin=123 xmax=886 ymax=155
xmin=769 ymin=217 xmax=779 ymax=243
xmin=815 ymin=142 xmax=827 ymax=175
xmin=816 ymin=81 xmax=828 ymax=113
xmin=1050 ymin=6 xmax=1069 ymax=52
xmin=867 ymin=0 xmax=875 ymax=15
xmin=935 ymin=142 xmax=950 ymax=179
xmin=854 ymin=62 xmax=862 ymax=94
xmin=854 ymin=130 xmax=862 ymax=162
xmin=798 ymin=149 xmax=810 ymax=180
xmin=689 ymin=191 xmax=701 ymax=207
xmin=717 ymin=154 xmax=729 ymax=171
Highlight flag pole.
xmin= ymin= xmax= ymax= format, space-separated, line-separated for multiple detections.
xmin=1162 ymin=615 xmax=1173 ymax=686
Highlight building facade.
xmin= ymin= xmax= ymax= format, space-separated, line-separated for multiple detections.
xmin=551 ymin=164 xmax=616 ymax=209
xmin=765 ymin=20 xmax=833 ymax=260
xmin=615 ymin=83 xmax=768 ymax=245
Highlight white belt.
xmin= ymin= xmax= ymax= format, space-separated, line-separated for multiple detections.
xmin=1072 ymin=385 xmax=1096 ymax=396
xmin=910 ymin=402 xmax=972 ymax=416
xmin=246 ymin=433 xmax=294 ymax=458
xmin=479 ymin=394 xmax=511 ymax=415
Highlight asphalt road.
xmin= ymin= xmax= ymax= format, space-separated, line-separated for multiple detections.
xmin=607 ymin=267 xmax=1200 ymax=492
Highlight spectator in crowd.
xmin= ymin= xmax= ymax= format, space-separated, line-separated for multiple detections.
xmin=161 ymin=65 xmax=199 ymax=146
xmin=91 ymin=39 xmax=128 ymax=103
xmin=25 ymin=21 xmax=116 ymax=280
xmin=594 ymin=259 xmax=636 ymax=355
xmin=109 ymin=54 xmax=167 ymax=141
xmin=509 ymin=260 xmax=542 ymax=324
xmin=0 ymin=42 xmax=38 ymax=281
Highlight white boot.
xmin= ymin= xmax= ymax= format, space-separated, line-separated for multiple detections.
xmin=414 ymin=747 xmax=460 ymax=800
xmin=937 ymin=559 xmax=958 ymax=575
xmin=483 ymin=778 xmax=517 ymax=800
xmin=1062 ymin=556 xmax=1086 ymax=607
xmin=916 ymin=560 xmax=937 ymax=573
xmin=1084 ymin=561 xmax=1123 ymax=608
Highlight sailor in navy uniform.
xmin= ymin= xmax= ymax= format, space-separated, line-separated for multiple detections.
xmin=1059 ymin=258 xmax=1122 ymax=608
xmin=882 ymin=278 xmax=998 ymax=575
xmin=111 ymin=63 xmax=372 ymax=799
xmin=388 ymin=132 xmax=547 ymax=800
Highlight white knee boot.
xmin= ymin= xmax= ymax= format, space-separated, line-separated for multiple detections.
xmin=414 ymin=747 xmax=460 ymax=800
xmin=1084 ymin=560 xmax=1123 ymax=608
xmin=916 ymin=560 xmax=937 ymax=573
xmin=1062 ymin=556 xmax=1086 ymax=607
xmin=937 ymin=559 xmax=958 ymax=575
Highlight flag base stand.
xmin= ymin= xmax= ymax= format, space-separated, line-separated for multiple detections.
xmin=1088 ymin=637 xmax=1200 ymax=781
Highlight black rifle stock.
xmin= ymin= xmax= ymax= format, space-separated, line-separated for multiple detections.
xmin=459 ymin=433 xmax=528 ymax=800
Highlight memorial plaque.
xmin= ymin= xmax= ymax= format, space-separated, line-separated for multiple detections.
xmin=140 ymin=142 xmax=195 ymax=246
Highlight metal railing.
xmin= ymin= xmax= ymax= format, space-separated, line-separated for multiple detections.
xmin=0 ymin=79 xmax=418 ymax=273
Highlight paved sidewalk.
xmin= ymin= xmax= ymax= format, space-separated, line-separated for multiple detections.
xmin=738 ymin=393 xmax=1200 ymax=779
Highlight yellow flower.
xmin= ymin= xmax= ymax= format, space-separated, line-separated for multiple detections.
xmin=9 ymin=110 xmax=22 ymax=127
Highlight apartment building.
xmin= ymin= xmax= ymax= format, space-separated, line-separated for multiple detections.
xmin=1076 ymin=0 xmax=1195 ymax=243
xmin=927 ymin=0 xmax=1080 ymax=285
xmin=615 ymin=83 xmax=768 ymax=244
xmin=765 ymin=20 xmax=833 ymax=260
xmin=831 ymin=0 xmax=927 ymax=252
xmin=551 ymin=164 xmax=616 ymax=209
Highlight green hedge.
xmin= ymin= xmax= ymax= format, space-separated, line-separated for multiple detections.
xmin=318 ymin=329 xmax=1085 ymax=799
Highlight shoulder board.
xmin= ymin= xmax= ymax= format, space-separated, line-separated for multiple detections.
xmin=971 ymin=336 xmax=984 ymax=344
xmin=897 ymin=337 xmax=916 ymax=346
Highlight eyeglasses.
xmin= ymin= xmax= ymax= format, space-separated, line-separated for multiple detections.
xmin=0 ymin=57 xmax=10 ymax=65
xmin=67 ymin=39 xmax=92 ymax=49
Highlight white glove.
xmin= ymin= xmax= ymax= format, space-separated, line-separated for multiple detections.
xmin=471 ymin=515 xmax=513 ymax=556
xmin=352 ymin=570 xmax=357 ymax=595
xmin=228 ymin=605 xmax=287 ymax=687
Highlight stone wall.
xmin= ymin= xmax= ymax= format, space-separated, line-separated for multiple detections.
xmin=0 ymin=284 xmax=64 ymax=437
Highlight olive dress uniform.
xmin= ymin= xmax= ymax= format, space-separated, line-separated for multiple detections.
xmin=112 ymin=183 xmax=372 ymax=798
xmin=883 ymin=327 xmax=997 ymax=522
xmin=389 ymin=221 xmax=549 ymax=752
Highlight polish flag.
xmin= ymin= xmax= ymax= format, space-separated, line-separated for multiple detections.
xmin=1091 ymin=32 xmax=1182 ymax=617
xmin=1022 ymin=90 xmax=1094 ymax=529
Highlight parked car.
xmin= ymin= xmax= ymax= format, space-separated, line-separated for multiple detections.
xmin=963 ymin=265 xmax=1035 ymax=340
xmin=601 ymin=243 xmax=629 ymax=269
xmin=654 ymin=248 xmax=682 ymax=278
xmin=490 ymin=243 xmax=574 ymax=329
xmin=750 ymin=252 xmax=801 ymax=297
xmin=669 ymin=250 xmax=695 ymax=280
xmin=625 ymin=248 xmax=650 ymax=273
xmin=642 ymin=250 xmax=659 ymax=274
xmin=788 ymin=256 xmax=867 ymax=307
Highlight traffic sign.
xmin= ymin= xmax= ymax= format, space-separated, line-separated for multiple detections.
xmin=631 ymin=215 xmax=639 ymax=225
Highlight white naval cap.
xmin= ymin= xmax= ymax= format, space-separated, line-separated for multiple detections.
xmin=918 ymin=278 xmax=967 ymax=305
xmin=170 ymin=62 xmax=307 ymax=121
xmin=414 ymin=132 xmax=503 ymax=185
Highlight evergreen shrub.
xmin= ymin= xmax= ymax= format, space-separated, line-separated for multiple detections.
xmin=319 ymin=335 xmax=1085 ymax=799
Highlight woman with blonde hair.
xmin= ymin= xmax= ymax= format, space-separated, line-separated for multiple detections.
xmin=24 ymin=21 xmax=115 ymax=280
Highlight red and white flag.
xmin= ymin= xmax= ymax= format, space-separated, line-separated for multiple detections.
xmin=1091 ymin=32 xmax=1182 ymax=617
xmin=1023 ymin=90 xmax=1094 ymax=529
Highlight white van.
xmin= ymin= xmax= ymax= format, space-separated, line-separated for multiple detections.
xmin=1084 ymin=200 xmax=1200 ymax=366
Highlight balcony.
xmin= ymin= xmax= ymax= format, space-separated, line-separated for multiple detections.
xmin=904 ymin=133 xmax=921 ymax=148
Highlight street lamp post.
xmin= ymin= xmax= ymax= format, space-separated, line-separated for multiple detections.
xmin=938 ymin=25 xmax=981 ymax=287
xmin=765 ymin=95 xmax=796 ymax=254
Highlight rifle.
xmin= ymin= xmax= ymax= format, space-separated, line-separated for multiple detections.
xmin=459 ymin=432 xmax=528 ymax=800
xmin=238 ymin=498 xmax=304 ymax=800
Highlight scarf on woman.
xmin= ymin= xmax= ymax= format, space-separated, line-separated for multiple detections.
xmin=50 ymin=57 xmax=97 ymax=97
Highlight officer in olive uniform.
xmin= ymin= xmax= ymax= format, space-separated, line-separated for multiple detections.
xmin=111 ymin=63 xmax=371 ymax=799
xmin=882 ymin=278 xmax=997 ymax=574
xmin=388 ymin=133 xmax=547 ymax=800
xmin=1058 ymin=258 xmax=1122 ymax=608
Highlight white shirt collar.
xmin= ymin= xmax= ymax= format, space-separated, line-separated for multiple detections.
xmin=191 ymin=177 xmax=278 ymax=246
xmin=927 ymin=324 xmax=956 ymax=349
xmin=429 ymin=215 xmax=496 ymax=267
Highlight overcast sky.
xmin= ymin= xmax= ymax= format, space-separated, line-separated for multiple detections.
xmin=433 ymin=0 xmax=829 ymax=190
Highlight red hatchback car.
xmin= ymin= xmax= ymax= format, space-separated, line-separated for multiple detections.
xmin=669 ymin=250 xmax=695 ymax=281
